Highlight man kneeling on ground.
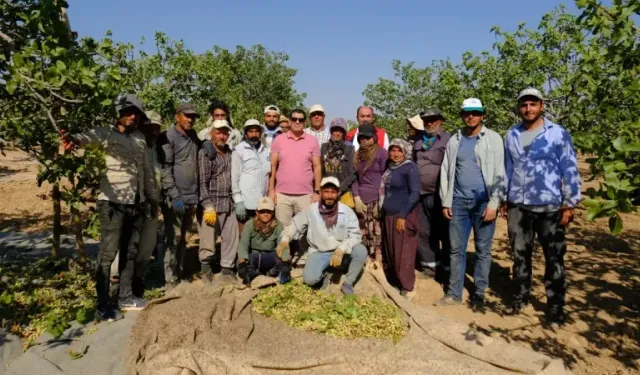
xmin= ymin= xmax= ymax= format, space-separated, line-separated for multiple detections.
xmin=237 ymin=197 xmax=290 ymax=285
xmin=276 ymin=177 xmax=367 ymax=295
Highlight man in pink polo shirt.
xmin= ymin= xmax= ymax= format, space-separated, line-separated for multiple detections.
xmin=268 ymin=108 xmax=322 ymax=227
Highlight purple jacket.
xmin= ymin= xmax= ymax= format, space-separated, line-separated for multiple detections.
xmin=352 ymin=147 xmax=388 ymax=204
xmin=413 ymin=129 xmax=450 ymax=195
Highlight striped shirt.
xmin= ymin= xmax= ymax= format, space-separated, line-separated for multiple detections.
xmin=198 ymin=147 xmax=232 ymax=213
xmin=304 ymin=126 xmax=331 ymax=146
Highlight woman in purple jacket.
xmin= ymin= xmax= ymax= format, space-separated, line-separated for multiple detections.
xmin=381 ymin=139 xmax=420 ymax=296
xmin=352 ymin=123 xmax=388 ymax=263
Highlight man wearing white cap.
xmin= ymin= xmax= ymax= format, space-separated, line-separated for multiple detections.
xmin=232 ymin=119 xmax=271 ymax=231
xmin=198 ymin=119 xmax=239 ymax=281
xmin=304 ymin=104 xmax=331 ymax=146
xmin=437 ymin=98 xmax=505 ymax=309
xmin=502 ymin=88 xmax=580 ymax=325
xmin=275 ymin=177 xmax=367 ymax=295
xmin=262 ymin=105 xmax=282 ymax=151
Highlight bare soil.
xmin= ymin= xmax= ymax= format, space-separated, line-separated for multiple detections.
xmin=1 ymin=149 xmax=638 ymax=374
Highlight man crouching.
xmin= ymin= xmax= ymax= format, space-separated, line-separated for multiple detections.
xmin=276 ymin=177 xmax=367 ymax=295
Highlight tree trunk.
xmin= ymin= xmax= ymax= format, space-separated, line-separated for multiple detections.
xmin=71 ymin=205 xmax=86 ymax=265
xmin=52 ymin=182 xmax=61 ymax=257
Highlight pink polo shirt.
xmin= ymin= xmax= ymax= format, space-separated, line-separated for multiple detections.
xmin=271 ymin=131 xmax=321 ymax=195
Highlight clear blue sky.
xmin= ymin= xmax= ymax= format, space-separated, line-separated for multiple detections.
xmin=68 ymin=0 xmax=578 ymax=122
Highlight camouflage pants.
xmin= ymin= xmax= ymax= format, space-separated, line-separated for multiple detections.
xmin=507 ymin=205 xmax=567 ymax=310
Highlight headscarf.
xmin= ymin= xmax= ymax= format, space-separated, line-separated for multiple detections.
xmin=318 ymin=201 xmax=339 ymax=228
xmin=379 ymin=139 xmax=414 ymax=207
xmin=325 ymin=119 xmax=348 ymax=174
xmin=253 ymin=215 xmax=278 ymax=238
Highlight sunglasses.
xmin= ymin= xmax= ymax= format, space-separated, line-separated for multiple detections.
xmin=310 ymin=112 xmax=324 ymax=117
xmin=257 ymin=210 xmax=272 ymax=214
xmin=462 ymin=111 xmax=484 ymax=117
xmin=291 ymin=117 xmax=306 ymax=123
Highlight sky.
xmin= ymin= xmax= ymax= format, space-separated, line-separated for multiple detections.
xmin=67 ymin=0 xmax=579 ymax=122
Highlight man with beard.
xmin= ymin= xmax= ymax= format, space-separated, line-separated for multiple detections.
xmin=276 ymin=177 xmax=367 ymax=295
xmin=502 ymin=88 xmax=580 ymax=325
xmin=410 ymin=108 xmax=451 ymax=281
xmin=262 ymin=105 xmax=282 ymax=151
xmin=198 ymin=120 xmax=239 ymax=281
xmin=232 ymin=119 xmax=270 ymax=232
xmin=61 ymin=94 xmax=157 ymax=320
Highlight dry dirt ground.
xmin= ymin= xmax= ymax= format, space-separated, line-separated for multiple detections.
xmin=1 ymin=148 xmax=638 ymax=375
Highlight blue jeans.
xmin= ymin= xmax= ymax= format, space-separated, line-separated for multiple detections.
xmin=302 ymin=244 xmax=368 ymax=288
xmin=447 ymin=198 xmax=496 ymax=300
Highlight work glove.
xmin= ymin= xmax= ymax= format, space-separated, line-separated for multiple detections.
xmin=276 ymin=239 xmax=290 ymax=260
xmin=238 ymin=261 xmax=260 ymax=285
xmin=329 ymin=249 xmax=345 ymax=268
xmin=235 ymin=202 xmax=247 ymax=221
xmin=278 ymin=263 xmax=291 ymax=284
xmin=202 ymin=141 xmax=217 ymax=160
xmin=172 ymin=198 xmax=186 ymax=215
xmin=203 ymin=205 xmax=217 ymax=226
xmin=354 ymin=196 xmax=367 ymax=215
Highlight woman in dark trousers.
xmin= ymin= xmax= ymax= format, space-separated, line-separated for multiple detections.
xmin=381 ymin=139 xmax=421 ymax=297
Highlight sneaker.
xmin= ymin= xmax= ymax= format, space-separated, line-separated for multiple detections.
xmin=95 ymin=305 xmax=123 ymax=322
xmin=341 ymin=282 xmax=354 ymax=296
xmin=119 ymin=296 xmax=148 ymax=311
xmin=470 ymin=295 xmax=485 ymax=311
xmin=434 ymin=295 xmax=461 ymax=306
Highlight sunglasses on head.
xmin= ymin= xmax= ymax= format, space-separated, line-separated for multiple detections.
xmin=310 ymin=111 xmax=324 ymax=117
xmin=291 ymin=117 xmax=306 ymax=123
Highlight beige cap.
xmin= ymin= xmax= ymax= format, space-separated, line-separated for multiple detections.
xmin=407 ymin=114 xmax=424 ymax=131
xmin=243 ymin=119 xmax=261 ymax=127
xmin=256 ymin=196 xmax=275 ymax=211
xmin=309 ymin=104 xmax=325 ymax=114
xmin=279 ymin=115 xmax=289 ymax=123
xmin=320 ymin=176 xmax=340 ymax=189
xmin=212 ymin=119 xmax=232 ymax=130
xmin=145 ymin=111 xmax=163 ymax=127
xmin=263 ymin=105 xmax=280 ymax=115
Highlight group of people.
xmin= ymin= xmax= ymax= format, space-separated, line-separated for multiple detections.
xmin=60 ymin=87 xmax=580 ymax=326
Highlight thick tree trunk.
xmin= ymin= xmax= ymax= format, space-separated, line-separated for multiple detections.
xmin=52 ymin=182 xmax=61 ymax=257
xmin=71 ymin=206 xmax=86 ymax=264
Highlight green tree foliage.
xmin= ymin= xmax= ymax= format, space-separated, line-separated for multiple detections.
xmin=363 ymin=3 xmax=639 ymax=233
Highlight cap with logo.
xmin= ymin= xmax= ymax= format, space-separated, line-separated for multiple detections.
xmin=212 ymin=119 xmax=232 ymax=130
xmin=320 ymin=176 xmax=340 ymax=189
xmin=420 ymin=107 xmax=445 ymax=120
xmin=115 ymin=94 xmax=148 ymax=120
xmin=309 ymin=104 xmax=325 ymax=114
xmin=176 ymin=102 xmax=199 ymax=117
xmin=257 ymin=196 xmax=275 ymax=211
xmin=263 ymin=105 xmax=280 ymax=115
xmin=407 ymin=115 xmax=424 ymax=131
xmin=517 ymin=87 xmax=544 ymax=101
xmin=461 ymin=98 xmax=484 ymax=112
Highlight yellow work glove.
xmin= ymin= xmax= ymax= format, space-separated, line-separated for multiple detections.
xmin=354 ymin=197 xmax=367 ymax=215
xmin=204 ymin=206 xmax=217 ymax=226
xmin=329 ymin=249 xmax=345 ymax=268
xmin=276 ymin=239 xmax=290 ymax=260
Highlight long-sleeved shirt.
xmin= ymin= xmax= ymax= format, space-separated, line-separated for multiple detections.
xmin=282 ymin=202 xmax=361 ymax=255
xmin=504 ymin=118 xmax=581 ymax=209
xmin=198 ymin=147 xmax=232 ymax=212
xmin=70 ymin=126 xmax=156 ymax=205
xmin=440 ymin=126 xmax=506 ymax=210
xmin=158 ymin=125 xmax=201 ymax=205
xmin=320 ymin=142 xmax=356 ymax=193
xmin=237 ymin=219 xmax=284 ymax=260
xmin=382 ymin=162 xmax=420 ymax=218
xmin=413 ymin=129 xmax=450 ymax=195
xmin=262 ymin=125 xmax=282 ymax=152
xmin=352 ymin=147 xmax=388 ymax=204
xmin=232 ymin=140 xmax=270 ymax=210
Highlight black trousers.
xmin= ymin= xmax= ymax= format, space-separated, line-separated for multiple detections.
xmin=96 ymin=201 xmax=143 ymax=308
xmin=416 ymin=194 xmax=450 ymax=269
xmin=507 ymin=205 xmax=567 ymax=310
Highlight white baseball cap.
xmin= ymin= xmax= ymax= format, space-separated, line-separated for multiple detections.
xmin=320 ymin=176 xmax=340 ymax=188
xmin=263 ymin=105 xmax=280 ymax=115
xmin=243 ymin=119 xmax=261 ymax=130
xmin=517 ymin=87 xmax=544 ymax=101
xmin=212 ymin=119 xmax=232 ymax=130
xmin=309 ymin=104 xmax=325 ymax=114
xmin=407 ymin=114 xmax=424 ymax=131
xmin=461 ymin=98 xmax=484 ymax=112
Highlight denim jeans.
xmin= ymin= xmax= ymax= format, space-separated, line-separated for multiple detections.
xmin=302 ymin=244 xmax=368 ymax=288
xmin=447 ymin=198 xmax=496 ymax=300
